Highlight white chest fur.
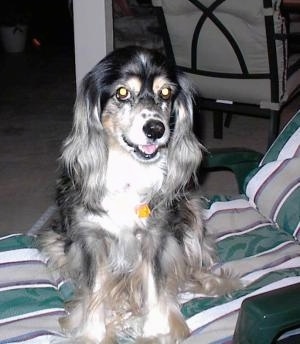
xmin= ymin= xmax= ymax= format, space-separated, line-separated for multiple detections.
xmin=105 ymin=149 xmax=165 ymax=194
xmin=89 ymin=149 xmax=166 ymax=236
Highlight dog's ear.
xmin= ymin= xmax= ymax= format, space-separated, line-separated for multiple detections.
xmin=164 ymin=74 xmax=203 ymax=200
xmin=61 ymin=66 xmax=109 ymax=208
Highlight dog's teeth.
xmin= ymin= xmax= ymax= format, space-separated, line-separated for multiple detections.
xmin=138 ymin=144 xmax=158 ymax=154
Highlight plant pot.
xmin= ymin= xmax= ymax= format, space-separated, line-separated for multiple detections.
xmin=0 ymin=25 xmax=28 ymax=53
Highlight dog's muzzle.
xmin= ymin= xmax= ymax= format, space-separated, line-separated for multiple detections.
xmin=122 ymin=119 xmax=167 ymax=161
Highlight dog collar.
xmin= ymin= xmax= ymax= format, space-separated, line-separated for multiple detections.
xmin=135 ymin=203 xmax=151 ymax=218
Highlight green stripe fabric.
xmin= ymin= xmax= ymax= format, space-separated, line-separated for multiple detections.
xmin=182 ymin=268 xmax=300 ymax=320
xmin=216 ymin=224 xmax=294 ymax=262
xmin=244 ymin=111 xmax=300 ymax=191
xmin=246 ymin=159 xmax=300 ymax=218
xmin=1 ymin=223 xmax=300 ymax=343
xmin=244 ymin=111 xmax=300 ymax=239
xmin=275 ymin=185 xmax=300 ymax=236
xmin=0 ymin=234 xmax=35 ymax=252
xmin=260 ymin=110 xmax=300 ymax=165
xmin=0 ymin=287 xmax=64 ymax=322
xmin=187 ymin=167 xmax=300 ymax=343
xmin=184 ymin=277 xmax=300 ymax=338
xmin=0 ymin=234 xmax=70 ymax=343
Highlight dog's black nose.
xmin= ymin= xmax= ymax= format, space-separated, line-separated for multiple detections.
xmin=143 ymin=120 xmax=165 ymax=140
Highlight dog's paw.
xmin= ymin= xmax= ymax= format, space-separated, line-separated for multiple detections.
xmin=140 ymin=305 xmax=189 ymax=344
xmin=51 ymin=336 xmax=101 ymax=344
xmin=50 ymin=336 xmax=98 ymax=344
xmin=136 ymin=334 xmax=183 ymax=344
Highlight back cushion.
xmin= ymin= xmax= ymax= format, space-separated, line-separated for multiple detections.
xmin=245 ymin=111 xmax=300 ymax=239
xmin=154 ymin=0 xmax=286 ymax=105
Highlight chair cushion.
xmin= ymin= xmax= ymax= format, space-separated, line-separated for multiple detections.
xmin=245 ymin=111 xmax=300 ymax=240
xmin=0 ymin=113 xmax=299 ymax=343
xmin=0 ymin=234 xmax=71 ymax=343
xmin=1 ymin=215 xmax=300 ymax=344
xmin=181 ymin=198 xmax=300 ymax=343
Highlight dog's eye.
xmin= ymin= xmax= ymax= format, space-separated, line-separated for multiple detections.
xmin=159 ymin=87 xmax=172 ymax=100
xmin=116 ymin=87 xmax=131 ymax=101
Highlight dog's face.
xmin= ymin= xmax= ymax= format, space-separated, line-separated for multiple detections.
xmin=78 ymin=47 xmax=185 ymax=164
xmin=102 ymin=74 xmax=175 ymax=163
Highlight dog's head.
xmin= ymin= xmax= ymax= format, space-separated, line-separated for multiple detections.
xmin=100 ymin=50 xmax=175 ymax=163
xmin=63 ymin=46 xmax=203 ymax=204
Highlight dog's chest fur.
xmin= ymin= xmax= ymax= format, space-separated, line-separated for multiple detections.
xmin=94 ymin=148 xmax=166 ymax=235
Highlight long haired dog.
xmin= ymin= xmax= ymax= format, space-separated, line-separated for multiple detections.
xmin=39 ymin=46 xmax=238 ymax=343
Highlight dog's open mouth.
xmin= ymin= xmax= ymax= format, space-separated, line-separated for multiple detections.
xmin=122 ymin=136 xmax=159 ymax=160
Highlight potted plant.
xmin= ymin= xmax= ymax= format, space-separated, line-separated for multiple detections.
xmin=0 ymin=0 xmax=32 ymax=53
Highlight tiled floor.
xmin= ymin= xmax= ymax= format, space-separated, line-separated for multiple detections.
xmin=0 ymin=45 xmax=299 ymax=236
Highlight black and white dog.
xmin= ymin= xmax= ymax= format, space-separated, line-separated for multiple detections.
xmin=39 ymin=46 xmax=238 ymax=343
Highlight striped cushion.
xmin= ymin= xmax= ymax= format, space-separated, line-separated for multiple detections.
xmin=245 ymin=111 xmax=300 ymax=240
xmin=181 ymin=113 xmax=300 ymax=342
xmin=1 ymin=113 xmax=299 ymax=343
xmin=0 ymin=234 xmax=70 ymax=344
xmin=181 ymin=198 xmax=300 ymax=343
xmin=1 ymin=219 xmax=300 ymax=343
xmin=260 ymin=111 xmax=300 ymax=165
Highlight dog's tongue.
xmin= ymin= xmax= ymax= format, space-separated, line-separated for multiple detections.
xmin=138 ymin=144 xmax=158 ymax=155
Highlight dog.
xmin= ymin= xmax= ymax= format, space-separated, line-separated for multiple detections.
xmin=38 ymin=46 xmax=238 ymax=343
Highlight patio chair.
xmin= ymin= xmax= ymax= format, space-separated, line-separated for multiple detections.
xmin=152 ymin=0 xmax=300 ymax=147
xmin=0 ymin=109 xmax=299 ymax=343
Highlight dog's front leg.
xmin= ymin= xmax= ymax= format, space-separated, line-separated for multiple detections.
xmin=142 ymin=266 xmax=189 ymax=343
xmin=60 ymin=275 xmax=107 ymax=344
xmin=142 ymin=266 xmax=170 ymax=338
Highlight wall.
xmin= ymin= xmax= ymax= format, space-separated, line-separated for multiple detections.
xmin=73 ymin=0 xmax=113 ymax=89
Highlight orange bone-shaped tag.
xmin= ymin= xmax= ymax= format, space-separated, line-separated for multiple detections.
xmin=135 ymin=204 xmax=151 ymax=218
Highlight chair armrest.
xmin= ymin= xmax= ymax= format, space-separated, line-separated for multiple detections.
xmin=202 ymin=148 xmax=263 ymax=193
xmin=233 ymin=283 xmax=300 ymax=344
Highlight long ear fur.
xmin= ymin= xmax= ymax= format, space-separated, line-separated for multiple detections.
xmin=61 ymin=70 xmax=108 ymax=209
xmin=164 ymin=74 xmax=203 ymax=201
